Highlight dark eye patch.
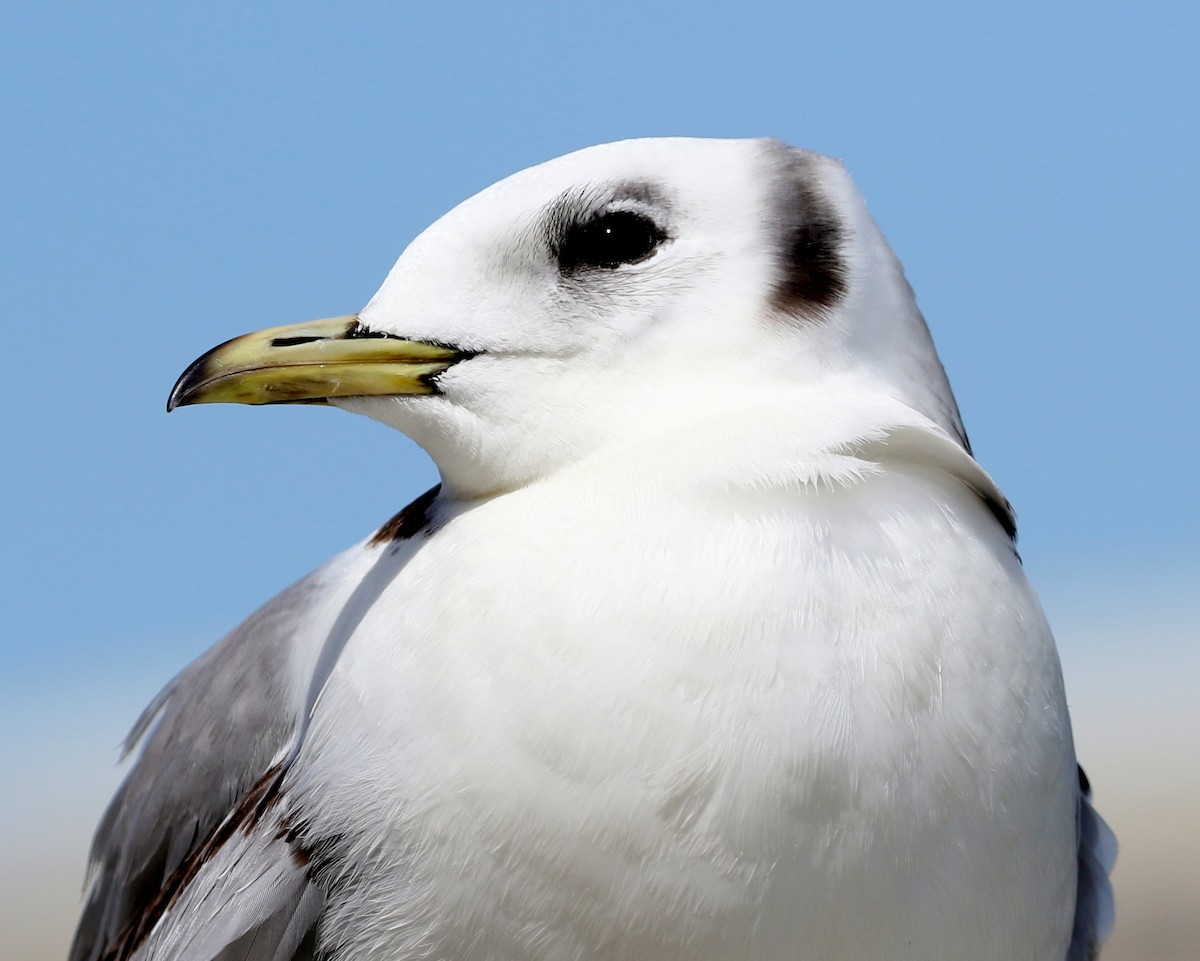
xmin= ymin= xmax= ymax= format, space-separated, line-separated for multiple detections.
xmin=555 ymin=209 xmax=668 ymax=274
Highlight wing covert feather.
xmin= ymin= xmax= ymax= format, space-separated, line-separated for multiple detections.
xmin=1065 ymin=768 xmax=1117 ymax=961
xmin=71 ymin=547 xmax=366 ymax=961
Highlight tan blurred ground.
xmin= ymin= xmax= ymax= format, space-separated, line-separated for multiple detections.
xmin=5 ymin=599 xmax=1196 ymax=961
xmin=1096 ymin=764 xmax=1199 ymax=961
xmin=1068 ymin=681 xmax=1200 ymax=961
xmin=1060 ymin=588 xmax=1200 ymax=961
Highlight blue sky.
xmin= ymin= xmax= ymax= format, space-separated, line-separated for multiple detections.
xmin=1 ymin=3 xmax=1197 ymax=955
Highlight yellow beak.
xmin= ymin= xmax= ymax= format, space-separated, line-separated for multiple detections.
xmin=167 ymin=314 xmax=471 ymax=410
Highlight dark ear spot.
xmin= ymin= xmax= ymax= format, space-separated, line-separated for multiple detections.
xmin=767 ymin=148 xmax=848 ymax=318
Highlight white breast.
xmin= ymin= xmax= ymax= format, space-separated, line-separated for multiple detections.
xmin=295 ymin=412 xmax=1077 ymax=961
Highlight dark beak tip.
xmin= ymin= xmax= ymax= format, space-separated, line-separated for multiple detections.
xmin=167 ymin=349 xmax=218 ymax=412
xmin=166 ymin=377 xmax=192 ymax=412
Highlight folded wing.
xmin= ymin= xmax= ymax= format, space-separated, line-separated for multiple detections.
xmin=70 ymin=549 xmax=367 ymax=961
xmin=1065 ymin=766 xmax=1117 ymax=961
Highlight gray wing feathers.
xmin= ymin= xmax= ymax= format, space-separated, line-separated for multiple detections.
xmin=133 ymin=808 xmax=318 ymax=961
xmin=1065 ymin=772 xmax=1118 ymax=961
xmin=71 ymin=553 xmax=357 ymax=961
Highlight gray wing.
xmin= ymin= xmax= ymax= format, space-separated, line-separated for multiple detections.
xmin=70 ymin=548 xmax=366 ymax=961
xmin=1065 ymin=766 xmax=1117 ymax=961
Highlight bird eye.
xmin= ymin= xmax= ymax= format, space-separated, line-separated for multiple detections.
xmin=556 ymin=210 xmax=667 ymax=273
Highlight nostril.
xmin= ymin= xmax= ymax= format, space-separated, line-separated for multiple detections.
xmin=270 ymin=335 xmax=324 ymax=348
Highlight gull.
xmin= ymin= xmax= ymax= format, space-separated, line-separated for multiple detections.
xmin=71 ymin=137 xmax=1115 ymax=961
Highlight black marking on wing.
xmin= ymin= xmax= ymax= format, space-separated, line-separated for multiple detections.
xmin=368 ymin=484 xmax=442 ymax=547
xmin=98 ymin=763 xmax=290 ymax=961
xmin=1066 ymin=765 xmax=1117 ymax=961
xmin=278 ymin=816 xmax=347 ymax=890
xmin=766 ymin=148 xmax=848 ymax=317
xmin=978 ymin=485 xmax=1018 ymax=542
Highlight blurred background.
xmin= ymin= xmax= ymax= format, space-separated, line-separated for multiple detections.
xmin=2 ymin=3 xmax=1195 ymax=959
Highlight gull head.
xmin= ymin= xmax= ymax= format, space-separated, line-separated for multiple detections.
xmin=169 ymin=138 xmax=966 ymax=498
